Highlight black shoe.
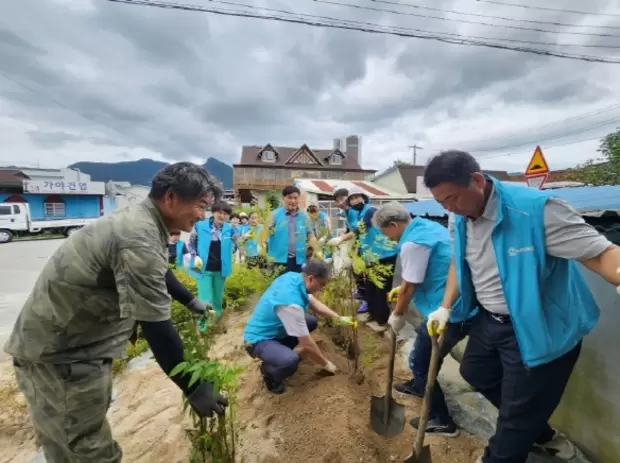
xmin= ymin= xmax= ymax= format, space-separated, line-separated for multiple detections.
xmin=393 ymin=380 xmax=424 ymax=398
xmin=409 ymin=416 xmax=459 ymax=437
xmin=260 ymin=364 xmax=285 ymax=394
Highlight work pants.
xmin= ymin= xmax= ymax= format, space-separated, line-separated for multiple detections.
xmin=460 ymin=309 xmax=581 ymax=463
xmin=272 ymin=256 xmax=303 ymax=275
xmin=246 ymin=315 xmax=318 ymax=384
xmin=364 ymin=254 xmax=397 ymax=325
xmin=409 ymin=319 xmax=472 ymax=422
xmin=13 ymin=358 xmax=121 ymax=463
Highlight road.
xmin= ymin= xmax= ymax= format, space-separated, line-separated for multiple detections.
xmin=0 ymin=239 xmax=63 ymax=360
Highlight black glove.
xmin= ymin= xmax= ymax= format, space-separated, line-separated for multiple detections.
xmin=187 ymin=382 xmax=228 ymax=418
xmin=187 ymin=298 xmax=212 ymax=315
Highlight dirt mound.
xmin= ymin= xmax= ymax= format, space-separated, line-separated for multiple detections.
xmin=210 ymin=312 xmax=483 ymax=463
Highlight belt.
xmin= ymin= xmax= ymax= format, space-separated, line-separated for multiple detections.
xmin=484 ymin=309 xmax=511 ymax=324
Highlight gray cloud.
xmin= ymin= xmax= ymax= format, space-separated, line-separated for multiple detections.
xmin=0 ymin=0 xmax=619 ymax=171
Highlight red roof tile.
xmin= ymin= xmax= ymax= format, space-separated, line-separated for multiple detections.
xmin=312 ymin=180 xmax=334 ymax=193
xmin=352 ymin=181 xmax=388 ymax=196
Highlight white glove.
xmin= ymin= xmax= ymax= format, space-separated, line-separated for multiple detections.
xmin=323 ymin=361 xmax=337 ymax=374
xmin=426 ymin=307 xmax=451 ymax=336
xmin=318 ymin=236 xmax=328 ymax=245
xmin=327 ymin=237 xmax=343 ymax=247
xmin=387 ymin=313 xmax=405 ymax=334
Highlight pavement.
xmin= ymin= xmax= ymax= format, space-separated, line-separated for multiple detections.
xmin=0 ymin=239 xmax=63 ymax=361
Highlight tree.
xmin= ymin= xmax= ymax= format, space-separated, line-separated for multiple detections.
xmin=392 ymin=160 xmax=412 ymax=167
xmin=569 ymin=128 xmax=620 ymax=185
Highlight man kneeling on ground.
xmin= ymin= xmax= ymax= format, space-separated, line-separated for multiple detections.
xmin=243 ymin=259 xmax=353 ymax=394
xmin=375 ymin=201 xmax=477 ymax=438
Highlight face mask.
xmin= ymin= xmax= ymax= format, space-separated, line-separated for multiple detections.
xmin=351 ymin=202 xmax=364 ymax=211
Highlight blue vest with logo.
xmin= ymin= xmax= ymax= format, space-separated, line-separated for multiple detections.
xmin=243 ymin=272 xmax=310 ymax=344
xmin=268 ymin=207 xmax=309 ymax=265
xmin=399 ymin=218 xmax=475 ymax=322
xmin=244 ymin=224 xmax=264 ymax=258
xmin=187 ymin=218 xmax=234 ymax=278
xmin=354 ymin=204 xmax=397 ymax=260
xmin=453 ymin=178 xmax=600 ymax=367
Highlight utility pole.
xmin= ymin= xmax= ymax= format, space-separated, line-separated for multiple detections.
xmin=408 ymin=145 xmax=423 ymax=165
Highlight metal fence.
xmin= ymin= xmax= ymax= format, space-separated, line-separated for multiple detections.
xmin=317 ymin=199 xmax=416 ymax=232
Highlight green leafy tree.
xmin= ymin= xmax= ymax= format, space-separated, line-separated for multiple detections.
xmin=569 ymin=128 xmax=620 ymax=185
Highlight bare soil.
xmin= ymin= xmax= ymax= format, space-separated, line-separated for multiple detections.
xmin=0 ymin=310 xmax=483 ymax=463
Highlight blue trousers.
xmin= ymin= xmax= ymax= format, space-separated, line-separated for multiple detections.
xmin=247 ymin=315 xmax=318 ymax=384
xmin=409 ymin=319 xmax=473 ymax=421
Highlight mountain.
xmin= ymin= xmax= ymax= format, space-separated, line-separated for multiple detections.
xmin=69 ymin=157 xmax=233 ymax=188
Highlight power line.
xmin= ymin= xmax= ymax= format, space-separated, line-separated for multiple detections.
xmin=440 ymin=102 xmax=620 ymax=149
xmin=476 ymin=135 xmax=607 ymax=160
xmin=371 ymin=0 xmax=620 ymax=31
xmin=106 ymin=0 xmax=620 ymax=63
xmin=471 ymin=0 xmax=620 ymax=18
xmin=315 ymin=0 xmax=620 ymax=38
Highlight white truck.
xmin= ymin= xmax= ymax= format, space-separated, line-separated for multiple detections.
xmin=0 ymin=202 xmax=98 ymax=244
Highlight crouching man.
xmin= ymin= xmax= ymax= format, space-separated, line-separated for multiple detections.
xmin=374 ymin=201 xmax=477 ymax=437
xmin=243 ymin=259 xmax=352 ymax=394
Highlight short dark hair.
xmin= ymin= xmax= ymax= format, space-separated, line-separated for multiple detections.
xmin=229 ymin=212 xmax=239 ymax=220
xmin=307 ymin=204 xmax=318 ymax=213
xmin=212 ymin=200 xmax=232 ymax=215
xmin=302 ymin=259 xmax=330 ymax=279
xmin=150 ymin=162 xmax=222 ymax=202
xmin=333 ymin=188 xmax=348 ymax=201
xmin=423 ymin=150 xmax=481 ymax=189
xmin=170 ymin=230 xmax=181 ymax=236
xmin=282 ymin=185 xmax=300 ymax=197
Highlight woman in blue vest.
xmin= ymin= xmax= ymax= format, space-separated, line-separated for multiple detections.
xmin=373 ymin=201 xmax=476 ymax=438
xmin=267 ymin=185 xmax=320 ymax=274
xmin=329 ymin=188 xmax=368 ymax=312
xmin=188 ymin=200 xmax=238 ymax=330
xmin=331 ymin=187 xmax=398 ymax=329
xmin=243 ymin=259 xmax=352 ymax=393
xmin=306 ymin=204 xmax=332 ymax=259
xmin=423 ymin=150 xmax=620 ymax=463
xmin=241 ymin=211 xmax=266 ymax=268
xmin=168 ymin=231 xmax=188 ymax=267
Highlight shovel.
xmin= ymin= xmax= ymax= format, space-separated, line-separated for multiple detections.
xmin=404 ymin=333 xmax=442 ymax=463
xmin=370 ymin=327 xmax=406 ymax=437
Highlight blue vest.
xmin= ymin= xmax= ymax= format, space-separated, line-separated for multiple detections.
xmin=453 ymin=178 xmax=600 ymax=367
xmin=238 ymin=223 xmax=251 ymax=235
xmin=187 ymin=218 xmax=234 ymax=278
xmin=243 ymin=272 xmax=310 ymax=343
xmin=354 ymin=204 xmax=397 ymax=260
xmin=399 ymin=218 xmax=474 ymax=322
xmin=339 ymin=208 xmax=359 ymax=230
xmin=244 ymin=224 xmax=263 ymax=258
xmin=267 ymin=207 xmax=309 ymax=265
xmin=310 ymin=211 xmax=331 ymax=239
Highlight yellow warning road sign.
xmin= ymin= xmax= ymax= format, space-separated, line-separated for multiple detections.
xmin=525 ymin=146 xmax=550 ymax=176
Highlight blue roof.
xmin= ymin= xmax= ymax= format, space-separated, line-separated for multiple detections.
xmin=405 ymin=185 xmax=620 ymax=217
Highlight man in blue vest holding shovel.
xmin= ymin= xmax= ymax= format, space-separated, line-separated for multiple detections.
xmin=373 ymin=201 xmax=475 ymax=438
xmin=423 ymin=150 xmax=620 ymax=463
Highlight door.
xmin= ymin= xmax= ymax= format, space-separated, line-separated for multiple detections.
xmin=0 ymin=203 xmax=28 ymax=230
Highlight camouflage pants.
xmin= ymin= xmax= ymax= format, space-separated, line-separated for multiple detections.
xmin=13 ymin=358 xmax=122 ymax=463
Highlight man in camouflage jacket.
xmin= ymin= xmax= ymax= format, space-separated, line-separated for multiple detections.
xmin=4 ymin=162 xmax=227 ymax=463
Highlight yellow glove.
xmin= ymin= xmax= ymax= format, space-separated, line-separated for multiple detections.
xmin=339 ymin=315 xmax=357 ymax=328
xmin=387 ymin=286 xmax=400 ymax=303
xmin=314 ymin=251 xmax=324 ymax=260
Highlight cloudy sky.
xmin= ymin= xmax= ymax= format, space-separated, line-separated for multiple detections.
xmin=0 ymin=0 xmax=618 ymax=174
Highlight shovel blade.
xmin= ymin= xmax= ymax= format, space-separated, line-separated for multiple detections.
xmin=403 ymin=444 xmax=432 ymax=463
xmin=370 ymin=395 xmax=406 ymax=437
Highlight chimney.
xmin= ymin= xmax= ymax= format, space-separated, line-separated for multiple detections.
xmin=333 ymin=137 xmax=342 ymax=150
xmin=344 ymin=135 xmax=362 ymax=166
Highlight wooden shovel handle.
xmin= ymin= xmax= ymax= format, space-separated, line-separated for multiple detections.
xmin=413 ymin=333 xmax=443 ymax=455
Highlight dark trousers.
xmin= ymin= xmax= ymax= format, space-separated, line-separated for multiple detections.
xmin=246 ymin=315 xmax=318 ymax=384
xmin=246 ymin=255 xmax=267 ymax=269
xmin=409 ymin=319 xmax=473 ymax=422
xmin=364 ymin=254 xmax=397 ymax=325
xmin=272 ymin=256 xmax=303 ymax=274
xmin=460 ymin=310 xmax=581 ymax=463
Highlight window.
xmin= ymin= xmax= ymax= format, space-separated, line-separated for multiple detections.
xmin=0 ymin=206 xmax=11 ymax=216
xmin=12 ymin=205 xmax=20 ymax=214
xmin=262 ymin=150 xmax=275 ymax=162
xmin=329 ymin=154 xmax=342 ymax=165
xmin=44 ymin=199 xmax=65 ymax=217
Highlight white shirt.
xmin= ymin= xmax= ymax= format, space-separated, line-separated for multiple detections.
xmin=400 ymin=242 xmax=431 ymax=285
xmin=275 ymin=304 xmax=309 ymax=337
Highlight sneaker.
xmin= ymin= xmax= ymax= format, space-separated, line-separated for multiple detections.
xmin=393 ymin=380 xmax=424 ymax=398
xmin=356 ymin=301 xmax=368 ymax=313
xmin=534 ymin=429 xmax=577 ymax=460
xmin=409 ymin=416 xmax=460 ymax=437
xmin=260 ymin=364 xmax=285 ymax=394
